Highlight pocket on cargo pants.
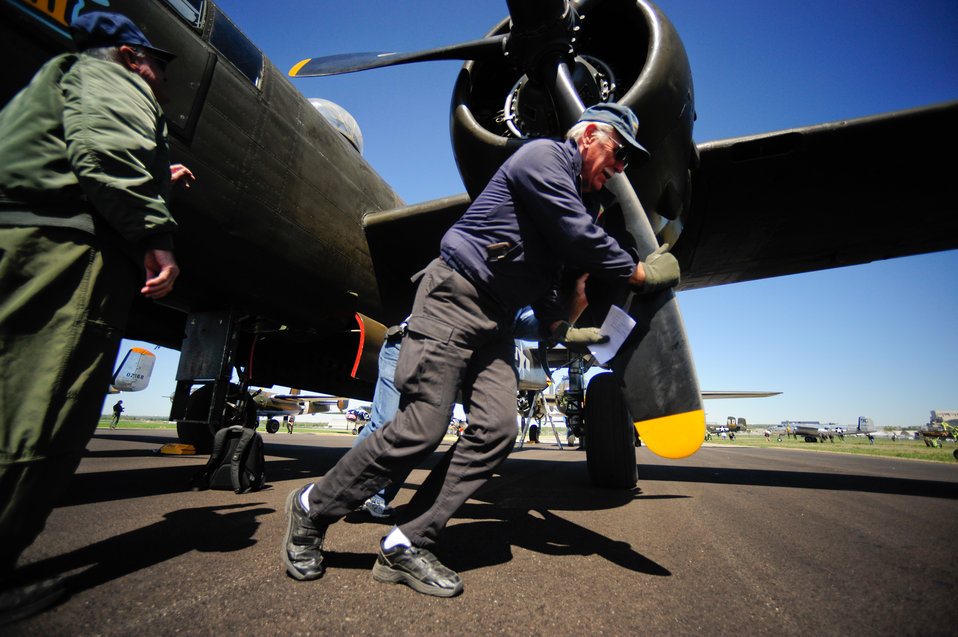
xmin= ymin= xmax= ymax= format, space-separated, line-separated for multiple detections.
xmin=394 ymin=314 xmax=461 ymax=408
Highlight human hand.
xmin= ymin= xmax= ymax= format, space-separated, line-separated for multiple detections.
xmin=635 ymin=243 xmax=679 ymax=293
xmin=550 ymin=320 xmax=608 ymax=354
xmin=170 ymin=164 xmax=195 ymax=188
xmin=141 ymin=249 xmax=180 ymax=298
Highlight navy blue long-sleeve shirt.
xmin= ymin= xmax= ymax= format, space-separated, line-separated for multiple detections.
xmin=440 ymin=138 xmax=637 ymax=328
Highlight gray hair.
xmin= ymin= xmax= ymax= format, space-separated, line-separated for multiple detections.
xmin=82 ymin=45 xmax=150 ymax=65
xmin=565 ymin=121 xmax=617 ymax=143
xmin=81 ymin=45 xmax=124 ymax=63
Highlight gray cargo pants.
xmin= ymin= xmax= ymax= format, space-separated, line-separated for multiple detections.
xmin=307 ymin=258 xmax=518 ymax=547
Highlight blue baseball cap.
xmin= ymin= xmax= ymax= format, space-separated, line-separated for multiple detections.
xmin=577 ymin=102 xmax=650 ymax=163
xmin=71 ymin=11 xmax=175 ymax=63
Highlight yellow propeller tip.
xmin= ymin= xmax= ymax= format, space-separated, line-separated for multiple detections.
xmin=636 ymin=409 xmax=705 ymax=459
xmin=289 ymin=59 xmax=310 ymax=77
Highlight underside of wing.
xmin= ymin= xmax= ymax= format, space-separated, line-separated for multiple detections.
xmin=363 ymin=194 xmax=472 ymax=325
xmin=674 ymin=101 xmax=958 ymax=290
xmin=701 ymin=391 xmax=781 ymax=400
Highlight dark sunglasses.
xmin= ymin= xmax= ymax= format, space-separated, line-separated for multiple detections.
xmin=609 ymin=136 xmax=631 ymax=167
xmin=148 ymin=54 xmax=169 ymax=73
xmin=134 ymin=47 xmax=168 ymax=72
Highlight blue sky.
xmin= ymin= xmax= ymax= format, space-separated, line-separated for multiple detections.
xmin=112 ymin=0 xmax=957 ymax=428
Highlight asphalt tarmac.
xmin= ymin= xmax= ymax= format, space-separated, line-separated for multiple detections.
xmin=8 ymin=429 xmax=958 ymax=635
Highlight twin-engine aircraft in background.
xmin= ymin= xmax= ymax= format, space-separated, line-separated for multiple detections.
xmin=780 ymin=417 xmax=877 ymax=443
xmin=3 ymin=0 xmax=956 ymax=487
xmin=249 ymin=389 xmax=349 ymax=434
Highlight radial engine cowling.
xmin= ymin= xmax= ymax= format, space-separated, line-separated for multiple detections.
xmin=451 ymin=0 xmax=696 ymax=236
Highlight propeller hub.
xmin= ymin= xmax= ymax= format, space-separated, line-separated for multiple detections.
xmin=503 ymin=55 xmax=616 ymax=139
xmin=503 ymin=0 xmax=579 ymax=79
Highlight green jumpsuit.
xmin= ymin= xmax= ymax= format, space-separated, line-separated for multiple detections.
xmin=0 ymin=52 xmax=177 ymax=574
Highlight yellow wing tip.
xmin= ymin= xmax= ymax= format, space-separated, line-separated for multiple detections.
xmin=289 ymin=59 xmax=310 ymax=77
xmin=635 ymin=409 xmax=705 ymax=459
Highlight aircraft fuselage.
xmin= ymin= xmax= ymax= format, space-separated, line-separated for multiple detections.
xmin=1 ymin=0 xmax=404 ymax=396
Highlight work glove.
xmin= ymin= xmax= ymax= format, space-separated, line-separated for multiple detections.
xmin=638 ymin=243 xmax=680 ymax=293
xmin=550 ymin=321 xmax=608 ymax=355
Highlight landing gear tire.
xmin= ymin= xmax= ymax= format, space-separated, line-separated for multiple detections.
xmin=584 ymin=373 xmax=638 ymax=489
xmin=176 ymin=383 xmax=257 ymax=454
xmin=266 ymin=418 xmax=280 ymax=434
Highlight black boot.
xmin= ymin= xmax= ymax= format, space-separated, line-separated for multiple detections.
xmin=282 ymin=487 xmax=327 ymax=581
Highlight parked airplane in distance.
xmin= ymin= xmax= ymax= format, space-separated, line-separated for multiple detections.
xmin=778 ymin=417 xmax=876 ymax=443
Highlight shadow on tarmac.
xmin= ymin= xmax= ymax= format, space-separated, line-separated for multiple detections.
xmin=65 ymin=439 xmax=362 ymax=506
xmin=329 ymin=451 xmax=677 ymax=577
xmin=69 ymin=433 xmax=468 ymax=508
xmin=440 ymin=505 xmax=672 ymax=577
xmin=65 ymin=431 xmax=955 ymax=600
xmin=17 ymin=503 xmax=272 ymax=602
xmin=639 ymin=464 xmax=958 ymax=500
xmin=323 ymin=500 xmax=675 ymax=578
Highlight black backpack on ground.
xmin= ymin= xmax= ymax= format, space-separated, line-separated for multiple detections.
xmin=191 ymin=425 xmax=266 ymax=493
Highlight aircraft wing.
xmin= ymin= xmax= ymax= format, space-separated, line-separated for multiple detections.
xmin=253 ymin=405 xmax=301 ymax=417
xmin=701 ymin=391 xmax=781 ymax=400
xmin=363 ymin=194 xmax=472 ymax=326
xmin=271 ymin=394 xmax=340 ymax=401
xmin=362 ymin=104 xmax=958 ymax=324
xmin=518 ymin=344 xmax=782 ymax=401
xmin=258 ymin=392 xmax=348 ymax=416
xmin=673 ymin=101 xmax=958 ymax=290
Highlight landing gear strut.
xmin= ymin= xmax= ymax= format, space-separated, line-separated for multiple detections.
xmin=563 ymin=357 xmax=586 ymax=448
xmin=170 ymin=310 xmax=258 ymax=454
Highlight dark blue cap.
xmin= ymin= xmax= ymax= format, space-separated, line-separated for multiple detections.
xmin=577 ymin=102 xmax=650 ymax=162
xmin=71 ymin=11 xmax=175 ymax=62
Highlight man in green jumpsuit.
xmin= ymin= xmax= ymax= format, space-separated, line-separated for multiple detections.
xmin=0 ymin=12 xmax=191 ymax=614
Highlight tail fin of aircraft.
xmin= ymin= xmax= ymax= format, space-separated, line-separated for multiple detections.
xmin=856 ymin=417 xmax=875 ymax=433
xmin=111 ymin=347 xmax=156 ymax=392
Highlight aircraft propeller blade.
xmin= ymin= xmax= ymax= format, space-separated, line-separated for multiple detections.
xmin=544 ymin=58 xmax=705 ymax=459
xmin=290 ymin=0 xmax=592 ymax=79
xmin=290 ymin=35 xmax=507 ymax=77
xmin=603 ymin=177 xmax=704 ymax=459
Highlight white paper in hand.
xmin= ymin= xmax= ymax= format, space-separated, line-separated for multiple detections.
xmin=588 ymin=305 xmax=636 ymax=365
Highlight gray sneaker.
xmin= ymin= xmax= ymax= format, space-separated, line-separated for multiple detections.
xmin=362 ymin=496 xmax=395 ymax=519
xmin=372 ymin=542 xmax=463 ymax=597
xmin=282 ymin=487 xmax=326 ymax=581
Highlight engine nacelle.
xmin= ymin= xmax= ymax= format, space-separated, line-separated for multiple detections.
xmin=451 ymin=0 xmax=695 ymax=239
